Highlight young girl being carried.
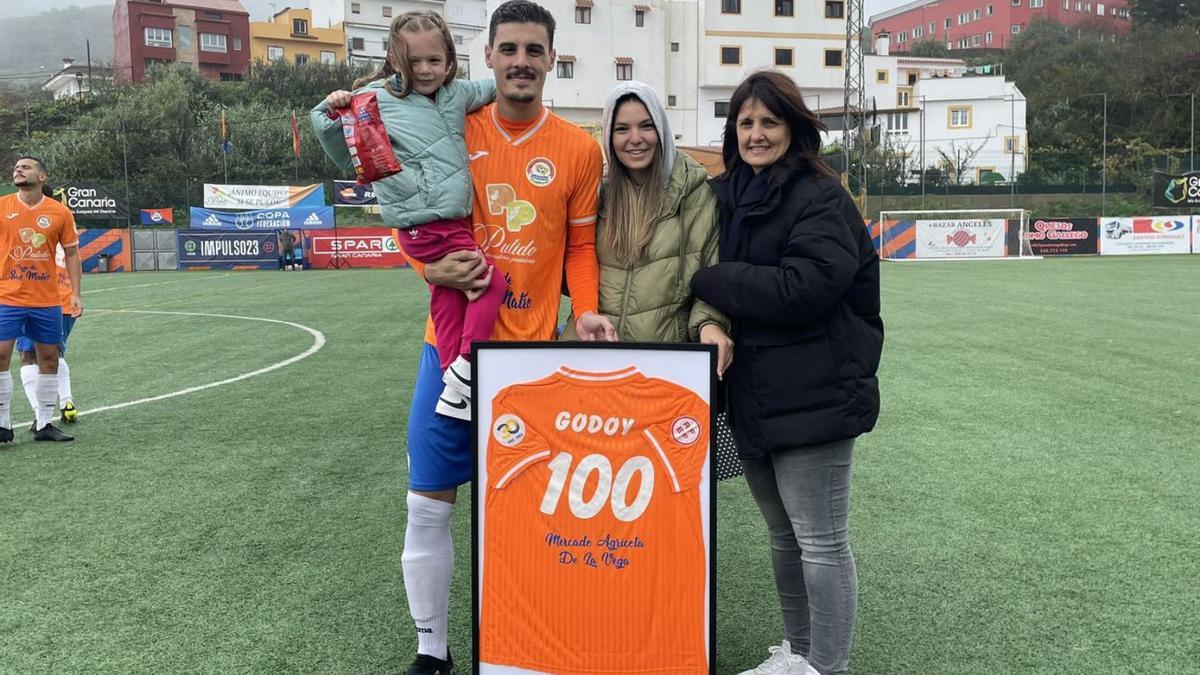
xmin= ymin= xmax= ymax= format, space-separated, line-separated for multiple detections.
xmin=312 ymin=10 xmax=503 ymax=421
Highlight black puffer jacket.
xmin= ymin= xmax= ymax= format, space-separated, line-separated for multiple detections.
xmin=690 ymin=163 xmax=883 ymax=456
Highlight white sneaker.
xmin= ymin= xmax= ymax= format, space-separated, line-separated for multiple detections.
xmin=736 ymin=640 xmax=809 ymax=675
xmin=441 ymin=356 xmax=472 ymax=397
xmin=434 ymin=385 xmax=471 ymax=421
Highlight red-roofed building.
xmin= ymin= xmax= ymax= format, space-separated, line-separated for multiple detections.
xmin=870 ymin=0 xmax=1131 ymax=53
xmin=113 ymin=0 xmax=251 ymax=83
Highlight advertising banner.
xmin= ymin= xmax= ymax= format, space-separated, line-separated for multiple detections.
xmin=915 ymin=219 xmax=1006 ymax=258
xmin=1152 ymin=171 xmax=1200 ymax=208
xmin=189 ymin=206 xmax=333 ymax=231
xmin=1027 ymin=218 xmax=1099 ymax=256
xmin=474 ymin=343 xmax=716 ymax=675
xmin=177 ymin=230 xmax=278 ymax=269
xmin=78 ymin=228 xmax=132 ymax=272
xmin=302 ymin=227 xmax=408 ymax=268
xmin=1194 ymin=217 xmax=1200 ymax=254
xmin=1099 ymin=217 xmax=1190 ymax=255
xmin=332 ymin=180 xmax=378 ymax=206
xmin=139 ymin=208 xmax=174 ymax=225
xmin=202 ymin=183 xmax=325 ymax=210
xmin=54 ymin=182 xmax=128 ymax=220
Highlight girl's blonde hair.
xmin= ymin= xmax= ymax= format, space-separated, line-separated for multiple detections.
xmin=353 ymin=11 xmax=458 ymax=97
xmin=601 ymin=94 xmax=666 ymax=268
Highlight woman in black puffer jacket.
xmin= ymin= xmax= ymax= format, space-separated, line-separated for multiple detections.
xmin=690 ymin=71 xmax=883 ymax=675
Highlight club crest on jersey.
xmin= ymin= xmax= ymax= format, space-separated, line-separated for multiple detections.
xmin=493 ymin=414 xmax=526 ymax=447
xmin=36 ymin=215 xmax=52 ymax=229
xmin=526 ymin=157 xmax=555 ymax=187
xmin=671 ymin=417 xmax=701 ymax=445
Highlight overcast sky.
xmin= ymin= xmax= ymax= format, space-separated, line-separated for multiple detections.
xmin=7 ymin=0 xmax=906 ymax=24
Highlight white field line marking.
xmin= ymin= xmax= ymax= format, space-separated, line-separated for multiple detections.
xmin=17 ymin=309 xmax=326 ymax=426
xmin=83 ymin=273 xmax=231 ymax=295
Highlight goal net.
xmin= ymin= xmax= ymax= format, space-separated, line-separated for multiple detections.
xmin=873 ymin=209 xmax=1038 ymax=261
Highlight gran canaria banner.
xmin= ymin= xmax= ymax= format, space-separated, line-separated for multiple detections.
xmin=1153 ymin=172 xmax=1200 ymax=208
xmin=202 ymin=183 xmax=325 ymax=210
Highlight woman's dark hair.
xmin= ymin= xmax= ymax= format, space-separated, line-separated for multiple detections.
xmin=720 ymin=70 xmax=836 ymax=179
xmin=489 ymin=0 xmax=556 ymax=47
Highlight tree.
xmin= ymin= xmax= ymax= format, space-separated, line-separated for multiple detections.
xmin=1128 ymin=0 xmax=1200 ymax=25
xmin=907 ymin=39 xmax=949 ymax=58
xmin=936 ymin=136 xmax=992 ymax=185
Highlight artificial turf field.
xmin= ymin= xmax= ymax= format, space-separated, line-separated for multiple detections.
xmin=1 ymin=256 xmax=1197 ymax=673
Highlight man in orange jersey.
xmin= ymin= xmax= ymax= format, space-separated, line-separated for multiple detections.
xmin=17 ymin=244 xmax=82 ymax=427
xmin=399 ymin=3 xmax=615 ymax=673
xmin=0 ymin=156 xmax=82 ymax=443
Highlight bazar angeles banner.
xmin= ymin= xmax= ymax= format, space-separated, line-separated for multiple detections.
xmin=915 ymin=219 xmax=1006 ymax=258
xmin=203 ymin=183 xmax=325 ymax=209
xmin=189 ymin=206 xmax=333 ymax=230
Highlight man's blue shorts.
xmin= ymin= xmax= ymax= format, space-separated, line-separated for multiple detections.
xmin=17 ymin=313 xmax=75 ymax=355
xmin=0 ymin=305 xmax=62 ymax=346
xmin=406 ymin=342 xmax=472 ymax=491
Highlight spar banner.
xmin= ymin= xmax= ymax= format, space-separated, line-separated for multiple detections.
xmin=303 ymin=227 xmax=408 ymax=268
xmin=1153 ymin=171 xmax=1200 ymax=208
xmin=53 ymin=182 xmax=128 ymax=220
xmin=915 ymin=219 xmax=1006 ymax=258
xmin=177 ymin=230 xmax=278 ymax=269
xmin=1099 ymin=217 xmax=1190 ymax=256
xmin=474 ymin=344 xmax=715 ymax=675
xmin=189 ymin=206 xmax=334 ymax=230
xmin=202 ymin=183 xmax=325 ymax=210
xmin=332 ymin=180 xmax=378 ymax=206
xmin=1027 ymin=218 xmax=1099 ymax=256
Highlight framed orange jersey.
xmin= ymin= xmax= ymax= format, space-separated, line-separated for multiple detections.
xmin=473 ymin=343 xmax=716 ymax=675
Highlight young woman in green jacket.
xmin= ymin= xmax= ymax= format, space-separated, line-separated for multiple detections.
xmin=564 ymin=82 xmax=733 ymax=376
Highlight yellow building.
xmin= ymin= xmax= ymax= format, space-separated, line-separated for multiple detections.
xmin=250 ymin=7 xmax=345 ymax=66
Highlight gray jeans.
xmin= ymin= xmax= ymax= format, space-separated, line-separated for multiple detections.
xmin=740 ymin=438 xmax=857 ymax=675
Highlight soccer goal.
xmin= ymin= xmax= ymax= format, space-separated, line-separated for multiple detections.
xmin=874 ymin=208 xmax=1039 ymax=261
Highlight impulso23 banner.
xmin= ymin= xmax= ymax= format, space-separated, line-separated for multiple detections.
xmin=177 ymin=230 xmax=279 ymax=269
xmin=915 ymin=219 xmax=1006 ymax=258
xmin=1027 ymin=218 xmax=1099 ymax=256
xmin=189 ymin=206 xmax=334 ymax=231
xmin=203 ymin=183 xmax=325 ymax=210
xmin=1099 ymin=217 xmax=1190 ymax=255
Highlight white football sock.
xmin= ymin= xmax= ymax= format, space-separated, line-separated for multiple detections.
xmin=20 ymin=364 xmax=38 ymax=413
xmin=0 ymin=372 xmax=12 ymax=429
xmin=57 ymin=358 xmax=73 ymax=405
xmin=401 ymin=492 xmax=454 ymax=660
xmin=35 ymin=373 xmax=58 ymax=430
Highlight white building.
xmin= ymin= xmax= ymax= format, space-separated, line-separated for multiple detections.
xmin=467 ymin=0 xmax=847 ymax=146
xmin=445 ymin=0 xmax=488 ymax=76
xmin=41 ymin=59 xmax=110 ymax=101
xmin=309 ymin=0 xmax=455 ymax=65
xmin=850 ymin=32 xmax=1027 ymax=182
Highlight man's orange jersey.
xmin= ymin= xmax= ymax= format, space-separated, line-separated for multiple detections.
xmin=0 ymin=194 xmax=78 ymax=308
xmin=482 ymin=366 xmax=710 ymax=673
xmin=422 ymin=104 xmax=602 ymax=345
